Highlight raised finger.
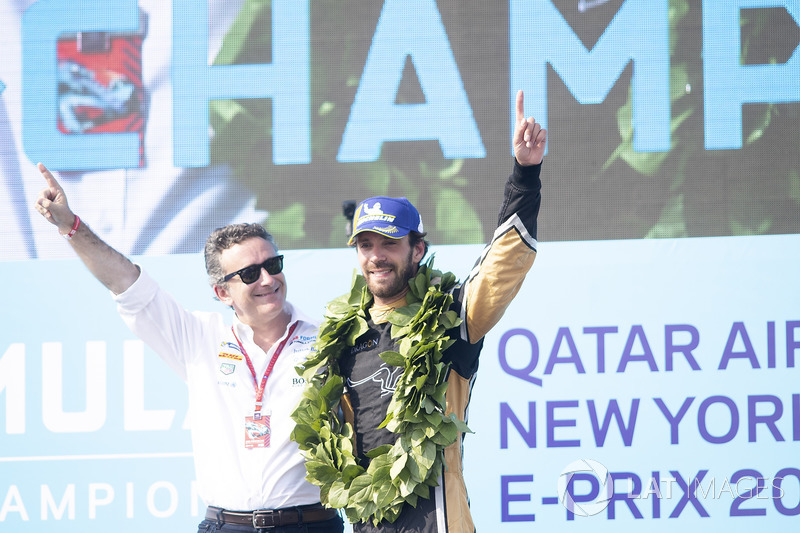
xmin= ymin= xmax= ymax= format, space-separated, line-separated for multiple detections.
xmin=37 ymin=162 xmax=61 ymax=191
xmin=515 ymin=89 xmax=525 ymax=126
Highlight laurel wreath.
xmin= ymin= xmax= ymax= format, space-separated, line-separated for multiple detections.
xmin=290 ymin=261 xmax=471 ymax=525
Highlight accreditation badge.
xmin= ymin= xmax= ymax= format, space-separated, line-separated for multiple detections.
xmin=244 ymin=415 xmax=271 ymax=449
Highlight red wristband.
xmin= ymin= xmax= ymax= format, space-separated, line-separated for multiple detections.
xmin=62 ymin=215 xmax=81 ymax=240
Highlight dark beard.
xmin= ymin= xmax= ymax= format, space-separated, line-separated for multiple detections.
xmin=366 ymin=248 xmax=416 ymax=300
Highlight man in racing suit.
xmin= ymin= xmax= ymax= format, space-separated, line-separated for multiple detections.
xmin=294 ymin=89 xmax=545 ymax=532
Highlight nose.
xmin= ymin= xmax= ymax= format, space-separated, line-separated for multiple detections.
xmin=257 ymin=266 xmax=278 ymax=284
xmin=369 ymin=243 xmax=388 ymax=262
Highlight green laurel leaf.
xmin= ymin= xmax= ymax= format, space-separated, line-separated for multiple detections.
xmin=290 ymin=260 xmax=468 ymax=525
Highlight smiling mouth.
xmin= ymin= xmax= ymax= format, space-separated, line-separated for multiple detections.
xmin=254 ymin=285 xmax=280 ymax=297
xmin=369 ymin=262 xmax=394 ymax=275
xmin=370 ymin=269 xmax=395 ymax=280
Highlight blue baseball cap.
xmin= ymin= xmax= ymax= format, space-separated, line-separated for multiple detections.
xmin=348 ymin=196 xmax=424 ymax=246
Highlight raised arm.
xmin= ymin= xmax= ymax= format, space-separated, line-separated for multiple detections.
xmin=34 ymin=163 xmax=140 ymax=294
xmin=459 ymin=90 xmax=546 ymax=345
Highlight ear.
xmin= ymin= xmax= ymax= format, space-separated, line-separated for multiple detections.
xmin=411 ymin=239 xmax=426 ymax=264
xmin=214 ymin=284 xmax=233 ymax=306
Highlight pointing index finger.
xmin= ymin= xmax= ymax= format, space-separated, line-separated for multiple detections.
xmin=37 ymin=162 xmax=61 ymax=190
xmin=515 ymin=89 xmax=525 ymax=125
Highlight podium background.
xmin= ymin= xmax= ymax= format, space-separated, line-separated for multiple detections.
xmin=1 ymin=0 xmax=799 ymax=530
xmin=2 ymin=238 xmax=799 ymax=530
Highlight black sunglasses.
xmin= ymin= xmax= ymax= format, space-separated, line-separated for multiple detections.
xmin=221 ymin=255 xmax=284 ymax=284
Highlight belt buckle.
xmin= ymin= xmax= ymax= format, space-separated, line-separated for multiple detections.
xmin=252 ymin=509 xmax=278 ymax=529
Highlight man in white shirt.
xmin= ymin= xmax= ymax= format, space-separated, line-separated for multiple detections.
xmin=33 ymin=162 xmax=343 ymax=533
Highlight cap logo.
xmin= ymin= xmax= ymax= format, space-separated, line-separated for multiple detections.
xmin=372 ymin=225 xmax=399 ymax=234
xmin=348 ymin=196 xmax=422 ymax=245
xmin=356 ymin=201 xmax=396 ymax=227
xmin=364 ymin=202 xmax=385 ymax=216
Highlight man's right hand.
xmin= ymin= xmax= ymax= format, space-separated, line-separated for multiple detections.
xmin=35 ymin=162 xmax=77 ymax=235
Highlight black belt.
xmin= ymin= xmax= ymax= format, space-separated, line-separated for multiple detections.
xmin=206 ymin=503 xmax=338 ymax=528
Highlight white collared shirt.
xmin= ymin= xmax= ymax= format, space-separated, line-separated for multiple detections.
xmin=114 ymin=269 xmax=319 ymax=511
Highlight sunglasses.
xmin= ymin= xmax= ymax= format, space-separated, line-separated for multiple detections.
xmin=221 ymin=255 xmax=284 ymax=284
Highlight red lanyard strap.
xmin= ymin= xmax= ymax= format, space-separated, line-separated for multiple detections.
xmin=232 ymin=321 xmax=299 ymax=416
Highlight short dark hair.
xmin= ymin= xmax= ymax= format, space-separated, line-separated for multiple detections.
xmin=204 ymin=223 xmax=278 ymax=287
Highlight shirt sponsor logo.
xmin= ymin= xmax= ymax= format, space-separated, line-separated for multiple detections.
xmin=218 ymin=341 xmax=243 ymax=360
xmin=220 ymin=363 xmax=235 ymax=375
xmin=220 ymin=341 xmax=242 ymax=353
xmin=347 ymin=363 xmax=401 ymax=397
xmin=294 ymin=334 xmax=317 ymax=345
xmin=350 ymin=338 xmax=378 ymax=356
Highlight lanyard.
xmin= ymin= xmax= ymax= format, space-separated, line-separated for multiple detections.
xmin=231 ymin=321 xmax=299 ymax=417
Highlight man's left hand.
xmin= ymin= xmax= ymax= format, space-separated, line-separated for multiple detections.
xmin=512 ymin=90 xmax=547 ymax=166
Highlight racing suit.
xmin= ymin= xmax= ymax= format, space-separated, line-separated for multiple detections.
xmin=339 ymin=160 xmax=542 ymax=532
